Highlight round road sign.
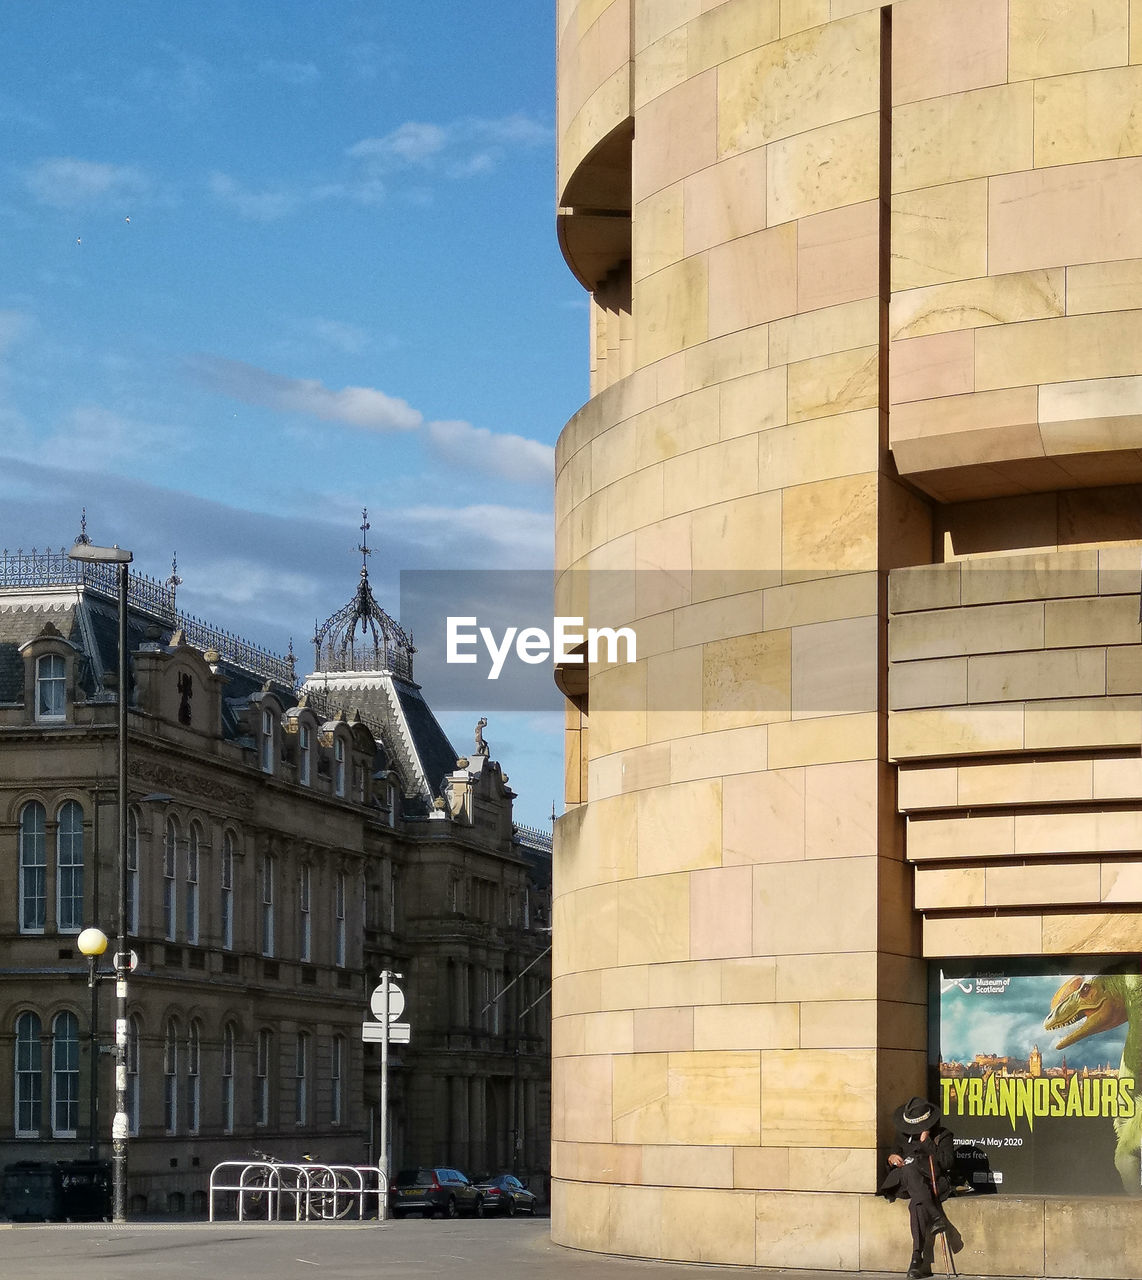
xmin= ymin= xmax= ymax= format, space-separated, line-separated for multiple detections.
xmin=370 ymin=982 xmax=406 ymax=1022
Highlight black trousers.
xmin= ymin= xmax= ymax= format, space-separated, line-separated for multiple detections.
xmin=891 ymin=1159 xmax=945 ymax=1251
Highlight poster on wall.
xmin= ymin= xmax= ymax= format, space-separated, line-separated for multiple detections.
xmin=935 ymin=959 xmax=1142 ymax=1196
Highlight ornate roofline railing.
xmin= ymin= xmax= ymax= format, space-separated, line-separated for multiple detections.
xmin=0 ymin=545 xmax=294 ymax=688
xmin=177 ymin=613 xmax=296 ymax=687
xmin=314 ymin=639 xmax=414 ymax=682
xmin=513 ymin=823 xmax=554 ymax=854
xmin=0 ymin=546 xmax=177 ymax=616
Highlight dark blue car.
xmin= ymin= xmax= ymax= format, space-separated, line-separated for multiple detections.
xmin=473 ymin=1173 xmax=537 ymax=1216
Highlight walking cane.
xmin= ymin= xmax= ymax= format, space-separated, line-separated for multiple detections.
xmin=928 ymin=1155 xmax=957 ymax=1277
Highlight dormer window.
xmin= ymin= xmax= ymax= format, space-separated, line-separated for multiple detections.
xmin=333 ymin=737 xmax=345 ymax=798
xmin=261 ymin=709 xmax=274 ymax=774
xmin=36 ymin=654 xmax=66 ymax=721
xmin=298 ymin=724 xmax=311 ymax=786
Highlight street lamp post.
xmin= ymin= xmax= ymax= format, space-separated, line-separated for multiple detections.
xmin=77 ymin=927 xmax=110 ymax=1161
xmin=69 ymin=539 xmax=132 ymax=1223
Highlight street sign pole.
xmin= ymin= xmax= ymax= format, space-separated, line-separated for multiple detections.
xmin=379 ymin=969 xmax=390 ymax=1221
xmin=366 ymin=970 xmax=408 ymax=1222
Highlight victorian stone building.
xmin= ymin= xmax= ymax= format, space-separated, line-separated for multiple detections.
xmin=0 ymin=534 xmax=550 ymax=1212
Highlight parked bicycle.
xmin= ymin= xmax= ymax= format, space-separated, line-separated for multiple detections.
xmin=209 ymin=1156 xmax=382 ymax=1223
xmin=244 ymin=1149 xmax=356 ymax=1220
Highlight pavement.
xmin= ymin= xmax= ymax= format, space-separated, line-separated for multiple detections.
xmin=0 ymin=1216 xmax=914 ymax=1280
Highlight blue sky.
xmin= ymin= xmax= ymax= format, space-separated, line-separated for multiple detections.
xmin=0 ymin=2 xmax=585 ymax=825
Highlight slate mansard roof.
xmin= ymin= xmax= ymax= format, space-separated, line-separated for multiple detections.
xmin=0 ymin=542 xmax=461 ymax=814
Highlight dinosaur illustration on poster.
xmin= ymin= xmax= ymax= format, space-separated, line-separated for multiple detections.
xmin=1044 ymin=973 xmax=1142 ymax=1193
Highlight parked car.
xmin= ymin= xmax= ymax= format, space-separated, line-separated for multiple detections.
xmin=473 ymin=1173 xmax=537 ymax=1216
xmin=388 ymin=1167 xmax=483 ymax=1219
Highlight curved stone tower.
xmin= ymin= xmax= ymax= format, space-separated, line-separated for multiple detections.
xmin=552 ymin=3 xmax=1142 ymax=1274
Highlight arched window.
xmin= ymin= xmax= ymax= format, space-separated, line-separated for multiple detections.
xmin=186 ymin=1021 xmax=201 ymax=1135
xmin=163 ymin=818 xmax=179 ymax=941
xmin=220 ymin=831 xmax=235 ymax=951
xmin=330 ymin=1034 xmax=343 ymax=1127
xmin=126 ymin=1015 xmax=141 ymax=1136
xmin=14 ymin=1012 xmax=42 ymax=1136
xmin=333 ymin=737 xmax=345 ymax=797
xmin=295 ymin=1031 xmax=309 ymax=1126
xmin=185 ymin=824 xmax=200 ymax=944
xmin=298 ymin=864 xmax=311 ymax=962
xmin=221 ymin=1022 xmax=236 ymax=1133
xmin=255 ymin=1028 xmax=271 ymax=1127
xmin=35 ymin=653 xmax=66 ymax=721
xmin=51 ymin=1011 xmax=79 ymax=1137
xmin=334 ymin=872 xmax=346 ymax=968
xmin=261 ymin=855 xmax=275 ymax=958
xmin=56 ymin=800 xmax=84 ymax=933
xmin=163 ymin=1017 xmax=179 ymax=1134
xmin=298 ymin=724 xmax=311 ymax=786
xmin=19 ymin=801 xmax=47 ymax=933
xmin=126 ymin=808 xmax=140 ymax=934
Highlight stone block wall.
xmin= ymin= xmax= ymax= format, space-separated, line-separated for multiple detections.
xmin=553 ymin=1 xmax=1142 ymax=1271
xmin=889 ymin=0 xmax=1142 ymax=500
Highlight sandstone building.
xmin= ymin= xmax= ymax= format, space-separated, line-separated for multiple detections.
xmin=0 ymin=536 xmax=550 ymax=1211
xmin=552 ymin=3 xmax=1142 ymax=1275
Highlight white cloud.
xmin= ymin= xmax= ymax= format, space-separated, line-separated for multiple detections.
xmin=258 ymin=58 xmax=320 ymax=86
xmin=347 ymin=122 xmax=447 ymax=168
xmin=186 ymin=354 xmax=422 ymax=432
xmin=345 ymin=41 xmax=390 ymax=84
xmin=209 ymin=170 xmax=386 ymax=221
xmin=468 ymin=114 xmax=552 ymax=147
xmin=0 ymin=310 xmax=32 ymax=355
xmin=0 ymin=401 xmax=183 ymax=474
xmin=192 ymin=559 xmax=320 ymax=611
xmin=305 ymin=317 xmax=371 ymax=354
xmin=207 ymin=112 xmax=551 ymax=223
xmin=384 ymin=502 xmax=553 ymax=566
xmin=0 ymin=459 xmax=554 ymax=637
xmin=208 ymin=172 xmax=301 ymax=222
xmin=43 ymin=405 xmax=184 ymax=472
xmin=427 ymin=419 xmax=554 ymax=485
xmin=346 ymin=113 xmax=550 ymax=182
xmin=24 ymin=157 xmax=153 ymax=210
xmin=185 ymin=354 xmax=552 ymax=482
xmin=132 ymin=49 xmax=214 ymax=116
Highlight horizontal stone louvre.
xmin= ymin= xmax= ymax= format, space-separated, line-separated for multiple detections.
xmin=889 ymin=544 xmax=1142 ymax=930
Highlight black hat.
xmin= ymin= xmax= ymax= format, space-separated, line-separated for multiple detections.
xmin=893 ymin=1096 xmax=940 ymax=1135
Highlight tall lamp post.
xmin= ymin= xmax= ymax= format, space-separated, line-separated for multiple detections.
xmin=77 ymin=927 xmax=109 ymax=1161
xmin=69 ymin=539 xmax=132 ymax=1223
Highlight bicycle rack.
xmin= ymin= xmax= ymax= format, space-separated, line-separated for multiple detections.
xmin=208 ymin=1160 xmax=385 ymax=1223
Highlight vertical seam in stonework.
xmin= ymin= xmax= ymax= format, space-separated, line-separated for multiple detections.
xmin=880 ymin=4 xmax=893 ymax=452
xmin=879 ymin=6 xmax=896 ymax=768
xmin=627 ymin=0 xmax=634 ymax=118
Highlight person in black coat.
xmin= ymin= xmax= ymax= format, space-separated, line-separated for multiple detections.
xmin=878 ymin=1096 xmax=957 ymax=1278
